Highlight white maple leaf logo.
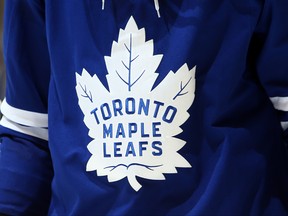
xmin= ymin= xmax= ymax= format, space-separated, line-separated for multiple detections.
xmin=75 ymin=16 xmax=196 ymax=191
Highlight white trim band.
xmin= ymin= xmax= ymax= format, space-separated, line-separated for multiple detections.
xmin=270 ymin=96 xmax=288 ymax=112
xmin=281 ymin=121 xmax=288 ymax=131
xmin=0 ymin=116 xmax=48 ymax=141
xmin=0 ymin=98 xmax=48 ymax=128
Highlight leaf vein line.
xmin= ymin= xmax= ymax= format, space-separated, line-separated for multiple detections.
xmin=104 ymin=163 xmax=163 ymax=171
xmin=116 ymin=70 xmax=129 ymax=85
xmin=173 ymin=76 xmax=193 ymax=100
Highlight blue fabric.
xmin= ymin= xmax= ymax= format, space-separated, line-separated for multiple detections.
xmin=0 ymin=126 xmax=53 ymax=215
xmin=0 ymin=0 xmax=288 ymax=215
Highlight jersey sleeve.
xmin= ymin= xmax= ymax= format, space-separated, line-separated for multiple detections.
xmin=0 ymin=0 xmax=53 ymax=215
xmin=253 ymin=0 xmax=288 ymax=141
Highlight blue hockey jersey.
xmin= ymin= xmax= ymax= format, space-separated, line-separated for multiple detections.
xmin=0 ymin=0 xmax=288 ymax=215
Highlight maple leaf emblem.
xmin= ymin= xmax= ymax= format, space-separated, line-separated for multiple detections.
xmin=75 ymin=16 xmax=196 ymax=191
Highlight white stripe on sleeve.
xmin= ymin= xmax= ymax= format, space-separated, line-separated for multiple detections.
xmin=270 ymin=96 xmax=288 ymax=111
xmin=0 ymin=98 xmax=48 ymax=127
xmin=281 ymin=121 xmax=288 ymax=131
xmin=0 ymin=116 xmax=48 ymax=141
